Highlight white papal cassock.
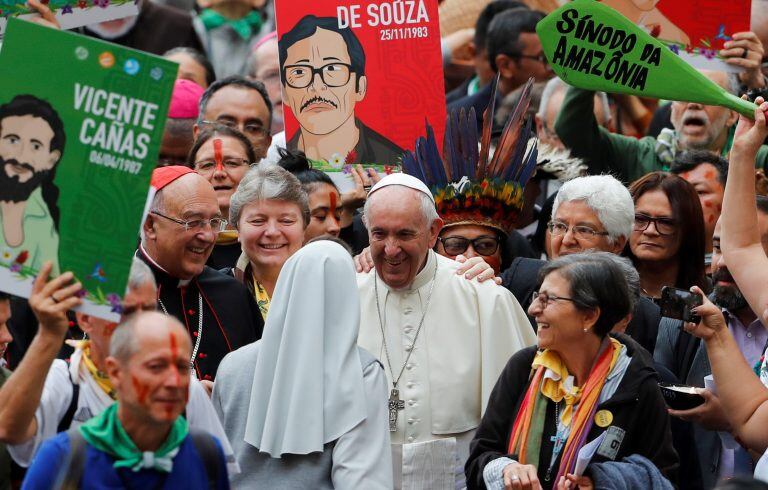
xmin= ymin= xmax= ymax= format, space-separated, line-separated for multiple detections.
xmin=357 ymin=250 xmax=537 ymax=489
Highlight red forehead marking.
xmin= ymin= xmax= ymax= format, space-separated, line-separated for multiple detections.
xmin=213 ymin=138 xmax=223 ymax=171
xmin=704 ymin=170 xmax=715 ymax=180
xmin=329 ymin=192 xmax=338 ymax=217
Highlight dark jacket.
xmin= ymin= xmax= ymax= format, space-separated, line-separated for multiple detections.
xmin=465 ymin=334 xmax=679 ymax=489
xmin=137 ymin=248 xmax=263 ymax=381
xmin=78 ymin=0 xmax=203 ymax=55
xmin=501 ymin=257 xmax=661 ymax=354
xmin=287 ymin=118 xmax=404 ymax=166
xmin=654 ymin=316 xmax=721 ymax=489
xmin=447 ymin=82 xmax=497 ymax=133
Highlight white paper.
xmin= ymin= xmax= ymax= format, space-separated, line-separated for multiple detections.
xmin=574 ymin=432 xmax=607 ymax=477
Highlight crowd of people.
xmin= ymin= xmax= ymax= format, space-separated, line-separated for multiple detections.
xmin=3 ymin=0 xmax=768 ymax=489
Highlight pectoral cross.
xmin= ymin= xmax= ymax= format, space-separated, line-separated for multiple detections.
xmin=388 ymin=388 xmax=405 ymax=432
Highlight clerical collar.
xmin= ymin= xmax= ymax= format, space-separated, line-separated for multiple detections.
xmin=377 ymin=250 xmax=437 ymax=292
xmin=138 ymin=245 xmax=192 ymax=288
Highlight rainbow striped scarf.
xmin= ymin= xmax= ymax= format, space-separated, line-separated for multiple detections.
xmin=507 ymin=338 xmax=621 ymax=481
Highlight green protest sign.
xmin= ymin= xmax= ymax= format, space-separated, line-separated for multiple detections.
xmin=0 ymin=19 xmax=176 ymax=320
xmin=536 ymin=0 xmax=756 ymax=117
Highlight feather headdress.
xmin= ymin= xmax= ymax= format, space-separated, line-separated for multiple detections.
xmin=402 ymin=76 xmax=539 ymax=234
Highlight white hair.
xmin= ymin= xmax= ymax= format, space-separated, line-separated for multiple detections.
xmin=552 ymin=175 xmax=634 ymax=244
xmin=127 ymin=256 xmax=156 ymax=291
xmin=362 ymin=185 xmax=439 ymax=229
xmin=538 ymin=77 xmax=611 ymax=127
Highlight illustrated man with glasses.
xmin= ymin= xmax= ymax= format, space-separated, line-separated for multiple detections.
xmin=501 ymin=174 xmax=663 ymax=353
xmin=138 ymin=166 xmax=263 ymax=382
xmin=279 ymin=15 xmax=404 ymax=165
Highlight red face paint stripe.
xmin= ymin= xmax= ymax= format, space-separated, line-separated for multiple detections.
xmin=213 ymin=138 xmax=223 ymax=172
xmin=329 ymin=192 xmax=338 ymax=221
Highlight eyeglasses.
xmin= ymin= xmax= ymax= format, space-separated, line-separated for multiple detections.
xmin=283 ymin=62 xmax=353 ymax=89
xmin=633 ymin=213 xmax=677 ymax=236
xmin=193 ymin=158 xmax=251 ymax=175
xmin=438 ymin=236 xmax=500 ymax=256
xmin=531 ymin=291 xmax=582 ymax=308
xmin=199 ymin=120 xmax=271 ymax=146
xmin=150 ymin=210 xmax=228 ymax=233
xmin=547 ymin=221 xmax=609 ymax=240
xmin=516 ymin=53 xmax=548 ymax=65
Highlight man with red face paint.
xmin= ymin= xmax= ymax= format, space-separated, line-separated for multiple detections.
xmin=22 ymin=312 xmax=231 ymax=489
xmin=670 ymin=150 xmax=728 ymax=272
xmin=0 ymin=259 xmax=238 ymax=475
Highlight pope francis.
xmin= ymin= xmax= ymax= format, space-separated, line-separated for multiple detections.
xmin=357 ymin=174 xmax=537 ymax=489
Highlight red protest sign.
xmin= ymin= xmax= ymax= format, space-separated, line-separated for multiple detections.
xmin=275 ymin=0 xmax=446 ymax=167
xmin=598 ymin=0 xmax=751 ymax=72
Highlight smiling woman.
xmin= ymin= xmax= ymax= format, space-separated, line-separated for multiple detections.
xmin=225 ymin=165 xmax=309 ymax=320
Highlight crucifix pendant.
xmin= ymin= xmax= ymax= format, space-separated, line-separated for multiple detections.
xmin=388 ymin=388 xmax=405 ymax=432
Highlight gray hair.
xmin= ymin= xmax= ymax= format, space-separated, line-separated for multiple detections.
xmin=229 ymin=165 xmax=310 ymax=228
xmin=552 ymin=175 xmax=634 ymax=245
xmin=538 ymin=77 xmax=611 ymax=127
xmin=362 ymin=185 xmax=439 ymax=229
xmin=538 ymin=251 xmax=632 ymax=338
xmin=127 ymin=256 xmax=156 ymax=292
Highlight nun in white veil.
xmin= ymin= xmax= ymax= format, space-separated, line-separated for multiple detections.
xmin=212 ymin=239 xmax=393 ymax=489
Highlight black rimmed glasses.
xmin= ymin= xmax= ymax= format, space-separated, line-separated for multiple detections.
xmin=193 ymin=158 xmax=251 ymax=175
xmin=633 ymin=213 xmax=677 ymax=236
xmin=150 ymin=210 xmax=228 ymax=233
xmin=531 ymin=291 xmax=582 ymax=308
xmin=438 ymin=236 xmax=501 ymax=256
xmin=547 ymin=221 xmax=610 ymax=240
xmin=283 ymin=62 xmax=353 ymax=89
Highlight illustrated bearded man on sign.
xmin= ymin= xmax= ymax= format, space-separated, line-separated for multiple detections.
xmin=279 ymin=15 xmax=404 ymax=165
xmin=0 ymin=95 xmax=63 ymax=274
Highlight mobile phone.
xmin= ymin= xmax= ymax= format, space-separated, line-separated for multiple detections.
xmin=660 ymin=286 xmax=703 ymax=323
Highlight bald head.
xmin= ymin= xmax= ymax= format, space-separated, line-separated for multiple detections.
xmin=143 ymin=172 xmax=222 ymax=279
xmin=110 ymin=311 xmax=191 ymax=365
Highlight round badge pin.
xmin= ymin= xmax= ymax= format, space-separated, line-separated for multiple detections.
xmin=595 ymin=409 xmax=613 ymax=428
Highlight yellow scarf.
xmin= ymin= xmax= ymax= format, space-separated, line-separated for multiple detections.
xmin=531 ymin=338 xmax=622 ymax=426
xmin=216 ymin=230 xmax=239 ymax=245
xmin=252 ymin=271 xmax=270 ymax=321
xmin=76 ymin=340 xmax=116 ymax=399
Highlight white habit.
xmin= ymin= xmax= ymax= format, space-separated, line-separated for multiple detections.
xmin=357 ymin=251 xmax=537 ymax=489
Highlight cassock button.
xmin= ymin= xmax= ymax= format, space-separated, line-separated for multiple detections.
xmin=407 ymin=382 xmax=414 ymax=389
xmin=404 ymin=307 xmax=413 ymax=314
xmin=198 ymin=352 xmax=207 ymax=359
xmin=188 ymin=309 xmax=195 ymax=316
xmin=192 ymin=331 xmax=198 ymax=337
xmin=406 ymin=363 xmax=414 ymax=370
xmin=405 ymin=346 xmax=412 ymax=352
xmin=408 ymin=399 xmax=416 ymax=406
xmin=407 ymin=436 xmax=414 ymax=442
xmin=404 ymin=327 xmax=413 ymax=334
xmin=407 ymin=418 xmax=415 ymax=425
